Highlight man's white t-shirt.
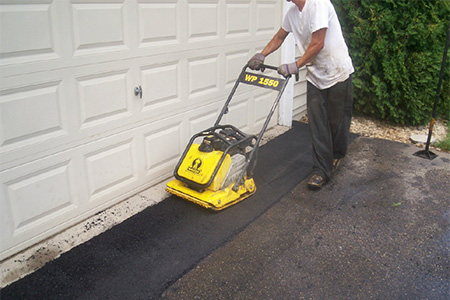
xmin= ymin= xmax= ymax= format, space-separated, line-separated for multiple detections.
xmin=282 ymin=0 xmax=354 ymax=89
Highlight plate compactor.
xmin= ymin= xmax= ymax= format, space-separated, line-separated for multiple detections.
xmin=166 ymin=64 xmax=292 ymax=210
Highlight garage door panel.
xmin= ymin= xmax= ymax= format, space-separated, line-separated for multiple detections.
xmin=144 ymin=122 xmax=182 ymax=176
xmin=188 ymin=55 xmax=219 ymax=99
xmin=5 ymin=162 xmax=76 ymax=235
xmin=137 ymin=1 xmax=178 ymax=46
xmin=188 ymin=1 xmax=219 ymax=41
xmin=225 ymin=1 xmax=251 ymax=38
xmin=225 ymin=50 xmax=249 ymax=88
xmin=84 ymin=138 xmax=138 ymax=201
xmin=77 ymin=70 xmax=132 ymax=129
xmin=0 ymin=82 xmax=67 ymax=149
xmin=252 ymin=43 xmax=280 ymax=68
xmin=141 ymin=62 xmax=180 ymax=112
xmin=225 ymin=96 xmax=250 ymax=132
xmin=1 ymin=157 xmax=79 ymax=253
xmin=71 ymin=1 xmax=128 ymax=55
xmin=256 ymin=1 xmax=279 ymax=35
xmin=0 ymin=1 xmax=60 ymax=64
xmin=189 ymin=109 xmax=219 ymax=136
xmin=254 ymin=90 xmax=277 ymax=127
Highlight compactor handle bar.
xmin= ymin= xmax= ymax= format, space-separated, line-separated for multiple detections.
xmin=213 ymin=63 xmax=293 ymax=191
xmin=259 ymin=64 xmax=278 ymax=72
xmin=215 ymin=63 xmax=290 ymax=127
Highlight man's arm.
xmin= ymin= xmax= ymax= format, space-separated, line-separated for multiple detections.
xmin=261 ymin=28 xmax=289 ymax=57
xmin=277 ymin=27 xmax=326 ymax=78
xmin=248 ymin=27 xmax=289 ymax=70
xmin=295 ymin=28 xmax=326 ymax=69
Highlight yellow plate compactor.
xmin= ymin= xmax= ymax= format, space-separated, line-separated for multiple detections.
xmin=166 ymin=64 xmax=292 ymax=210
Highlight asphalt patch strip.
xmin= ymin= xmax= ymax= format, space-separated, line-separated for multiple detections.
xmin=2 ymin=121 xmax=317 ymax=300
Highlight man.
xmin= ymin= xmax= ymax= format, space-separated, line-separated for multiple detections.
xmin=248 ymin=0 xmax=354 ymax=191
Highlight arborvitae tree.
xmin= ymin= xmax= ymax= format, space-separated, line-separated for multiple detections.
xmin=334 ymin=0 xmax=450 ymax=125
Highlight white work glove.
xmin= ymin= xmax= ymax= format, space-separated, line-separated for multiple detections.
xmin=248 ymin=53 xmax=265 ymax=70
xmin=277 ymin=62 xmax=299 ymax=78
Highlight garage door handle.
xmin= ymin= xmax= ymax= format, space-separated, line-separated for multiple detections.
xmin=134 ymin=86 xmax=143 ymax=99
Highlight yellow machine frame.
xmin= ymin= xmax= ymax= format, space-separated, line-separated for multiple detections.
xmin=166 ymin=178 xmax=256 ymax=211
xmin=166 ymin=64 xmax=290 ymax=210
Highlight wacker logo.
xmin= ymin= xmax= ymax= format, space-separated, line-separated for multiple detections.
xmin=187 ymin=158 xmax=202 ymax=174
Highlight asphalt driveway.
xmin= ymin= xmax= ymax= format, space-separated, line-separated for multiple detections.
xmin=162 ymin=137 xmax=450 ymax=299
xmin=2 ymin=122 xmax=449 ymax=299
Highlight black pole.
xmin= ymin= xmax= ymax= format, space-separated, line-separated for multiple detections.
xmin=414 ymin=18 xmax=450 ymax=160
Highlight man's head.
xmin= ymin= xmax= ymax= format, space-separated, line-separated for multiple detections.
xmin=287 ymin=0 xmax=306 ymax=11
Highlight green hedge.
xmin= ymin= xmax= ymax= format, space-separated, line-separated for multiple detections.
xmin=334 ymin=0 xmax=450 ymax=125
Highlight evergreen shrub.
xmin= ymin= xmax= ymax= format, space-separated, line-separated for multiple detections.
xmin=334 ymin=0 xmax=450 ymax=125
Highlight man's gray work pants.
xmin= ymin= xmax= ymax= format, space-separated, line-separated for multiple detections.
xmin=306 ymin=76 xmax=353 ymax=181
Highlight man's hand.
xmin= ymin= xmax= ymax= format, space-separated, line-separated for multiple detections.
xmin=248 ymin=53 xmax=265 ymax=70
xmin=277 ymin=62 xmax=298 ymax=78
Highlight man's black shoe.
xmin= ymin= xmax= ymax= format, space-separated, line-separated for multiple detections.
xmin=307 ymin=174 xmax=327 ymax=191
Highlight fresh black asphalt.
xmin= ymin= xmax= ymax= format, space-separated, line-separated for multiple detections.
xmin=2 ymin=121 xmax=449 ymax=299
xmin=2 ymin=122 xmax=314 ymax=299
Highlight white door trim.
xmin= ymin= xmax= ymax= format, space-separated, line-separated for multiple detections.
xmin=278 ymin=1 xmax=296 ymax=127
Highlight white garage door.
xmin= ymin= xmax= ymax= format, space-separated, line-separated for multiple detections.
xmin=0 ymin=0 xmax=283 ymax=260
